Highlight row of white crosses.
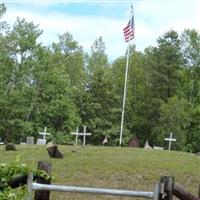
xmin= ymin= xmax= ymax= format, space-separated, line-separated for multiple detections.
xmin=37 ymin=126 xmax=92 ymax=146
xmin=38 ymin=126 xmax=175 ymax=150
xmin=71 ymin=126 xmax=91 ymax=147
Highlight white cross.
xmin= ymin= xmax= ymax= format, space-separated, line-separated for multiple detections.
xmin=39 ymin=126 xmax=50 ymax=140
xmin=71 ymin=127 xmax=79 ymax=145
xmin=165 ymin=132 xmax=176 ymax=150
xmin=71 ymin=126 xmax=91 ymax=147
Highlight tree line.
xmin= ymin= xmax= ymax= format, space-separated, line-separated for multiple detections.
xmin=0 ymin=4 xmax=200 ymax=152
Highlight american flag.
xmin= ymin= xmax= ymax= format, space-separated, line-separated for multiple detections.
xmin=123 ymin=13 xmax=134 ymax=42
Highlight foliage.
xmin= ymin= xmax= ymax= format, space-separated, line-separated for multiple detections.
xmin=50 ymin=131 xmax=74 ymax=144
xmin=152 ymin=96 xmax=190 ymax=150
xmin=0 ymin=157 xmax=51 ymax=199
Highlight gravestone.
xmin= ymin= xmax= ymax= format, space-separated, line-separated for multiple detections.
xmin=71 ymin=126 xmax=91 ymax=147
xmin=36 ymin=139 xmax=46 ymax=145
xmin=5 ymin=143 xmax=16 ymax=151
xmin=37 ymin=127 xmax=51 ymax=145
xmin=165 ymin=132 xmax=176 ymax=150
xmin=128 ymin=137 xmax=140 ymax=147
xmin=153 ymin=146 xmax=164 ymax=150
xmin=26 ymin=136 xmax=34 ymax=145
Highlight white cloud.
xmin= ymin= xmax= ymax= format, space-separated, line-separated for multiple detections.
xmin=3 ymin=0 xmax=200 ymax=61
xmin=3 ymin=5 xmax=127 ymax=60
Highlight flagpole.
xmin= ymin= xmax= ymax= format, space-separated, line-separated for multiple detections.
xmin=119 ymin=6 xmax=134 ymax=146
xmin=119 ymin=42 xmax=131 ymax=146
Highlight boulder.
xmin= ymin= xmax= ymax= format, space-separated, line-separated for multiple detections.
xmin=47 ymin=145 xmax=63 ymax=159
xmin=5 ymin=143 xmax=17 ymax=151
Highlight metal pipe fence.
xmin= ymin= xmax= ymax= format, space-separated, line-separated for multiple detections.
xmin=27 ymin=172 xmax=160 ymax=200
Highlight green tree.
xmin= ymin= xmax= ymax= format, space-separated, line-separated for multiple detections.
xmin=181 ymin=29 xmax=200 ymax=106
xmin=152 ymin=96 xmax=190 ymax=150
xmin=88 ymin=36 xmax=108 ymax=70
xmin=180 ymin=29 xmax=200 ymax=152
xmin=145 ymin=30 xmax=182 ymax=101
xmin=0 ymin=16 xmax=43 ymax=142
xmin=79 ymin=37 xmax=120 ymax=144
xmin=27 ymin=45 xmax=81 ymax=142
xmin=51 ymin=32 xmax=85 ymax=87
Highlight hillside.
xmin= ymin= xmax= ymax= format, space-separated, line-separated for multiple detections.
xmin=0 ymin=145 xmax=199 ymax=199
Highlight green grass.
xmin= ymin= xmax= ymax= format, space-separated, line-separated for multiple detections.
xmin=0 ymin=145 xmax=199 ymax=200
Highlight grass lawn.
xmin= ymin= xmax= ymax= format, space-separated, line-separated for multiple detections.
xmin=0 ymin=145 xmax=199 ymax=200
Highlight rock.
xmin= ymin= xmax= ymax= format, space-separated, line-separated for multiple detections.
xmin=5 ymin=143 xmax=17 ymax=151
xmin=47 ymin=145 xmax=63 ymax=159
xmin=46 ymin=141 xmax=54 ymax=148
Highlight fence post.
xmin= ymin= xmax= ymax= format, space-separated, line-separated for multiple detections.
xmin=34 ymin=161 xmax=52 ymax=200
xmin=160 ymin=176 xmax=174 ymax=200
xmin=27 ymin=172 xmax=33 ymax=200
xmin=154 ymin=183 xmax=160 ymax=200
xmin=199 ymin=183 xmax=200 ymax=198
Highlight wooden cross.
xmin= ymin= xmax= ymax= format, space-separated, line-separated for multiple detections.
xmin=165 ymin=132 xmax=176 ymax=150
xmin=39 ymin=127 xmax=51 ymax=140
xmin=71 ymin=126 xmax=91 ymax=147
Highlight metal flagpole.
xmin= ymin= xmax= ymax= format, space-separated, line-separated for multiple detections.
xmin=119 ymin=6 xmax=134 ymax=146
xmin=119 ymin=43 xmax=131 ymax=146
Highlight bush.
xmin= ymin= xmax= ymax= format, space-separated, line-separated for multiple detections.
xmin=0 ymin=157 xmax=51 ymax=199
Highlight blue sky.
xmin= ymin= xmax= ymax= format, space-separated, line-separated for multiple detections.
xmin=2 ymin=0 xmax=200 ymax=61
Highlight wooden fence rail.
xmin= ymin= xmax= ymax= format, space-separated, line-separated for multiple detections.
xmin=173 ymin=184 xmax=200 ymax=200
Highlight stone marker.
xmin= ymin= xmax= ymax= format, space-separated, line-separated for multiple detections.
xmin=128 ymin=137 xmax=139 ymax=147
xmin=26 ymin=136 xmax=34 ymax=145
xmin=153 ymin=146 xmax=164 ymax=150
xmin=36 ymin=139 xmax=47 ymax=145
xmin=5 ymin=143 xmax=16 ymax=151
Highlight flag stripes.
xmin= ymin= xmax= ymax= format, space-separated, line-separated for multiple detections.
xmin=123 ymin=15 xmax=134 ymax=42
